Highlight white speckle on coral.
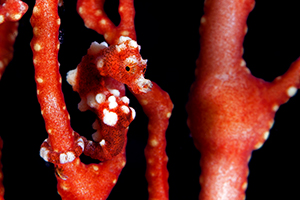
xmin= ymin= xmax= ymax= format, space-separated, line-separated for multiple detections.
xmin=263 ymin=131 xmax=270 ymax=140
xmin=287 ymin=86 xmax=297 ymax=97
xmin=272 ymin=104 xmax=279 ymax=112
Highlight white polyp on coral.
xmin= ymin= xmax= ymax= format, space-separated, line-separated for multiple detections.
xmin=66 ymin=68 xmax=77 ymax=87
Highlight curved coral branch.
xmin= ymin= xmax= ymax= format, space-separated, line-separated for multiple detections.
xmin=77 ymin=0 xmax=136 ymax=45
xmin=186 ymin=0 xmax=300 ymax=199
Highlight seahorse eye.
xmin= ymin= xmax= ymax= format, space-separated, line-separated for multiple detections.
xmin=125 ymin=66 xmax=131 ymax=72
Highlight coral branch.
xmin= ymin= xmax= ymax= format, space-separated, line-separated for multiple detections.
xmin=0 ymin=0 xmax=27 ymax=79
xmin=133 ymin=82 xmax=173 ymax=200
xmin=77 ymin=0 xmax=136 ymax=44
xmin=56 ymin=133 xmax=127 ymax=200
xmin=30 ymin=0 xmax=74 ymax=153
xmin=0 ymin=0 xmax=27 ymax=24
xmin=0 ymin=21 xmax=18 ymax=80
xmin=187 ymin=0 xmax=300 ymax=199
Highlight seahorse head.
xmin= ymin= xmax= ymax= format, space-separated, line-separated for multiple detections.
xmin=96 ymin=36 xmax=153 ymax=94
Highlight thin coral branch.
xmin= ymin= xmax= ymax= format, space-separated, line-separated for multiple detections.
xmin=133 ymin=82 xmax=173 ymax=200
xmin=0 ymin=0 xmax=27 ymax=24
xmin=77 ymin=0 xmax=136 ymax=44
xmin=0 ymin=0 xmax=27 ymax=79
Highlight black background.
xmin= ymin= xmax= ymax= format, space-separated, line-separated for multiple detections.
xmin=0 ymin=0 xmax=300 ymax=199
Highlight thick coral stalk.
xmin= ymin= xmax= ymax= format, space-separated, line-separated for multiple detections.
xmin=186 ymin=0 xmax=300 ymax=199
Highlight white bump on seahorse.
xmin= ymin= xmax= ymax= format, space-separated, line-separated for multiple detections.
xmin=88 ymin=41 xmax=108 ymax=55
xmin=108 ymin=96 xmax=118 ymax=109
xmin=135 ymin=74 xmax=153 ymax=93
xmin=103 ymin=108 xmax=118 ymax=126
xmin=66 ymin=68 xmax=77 ymax=87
